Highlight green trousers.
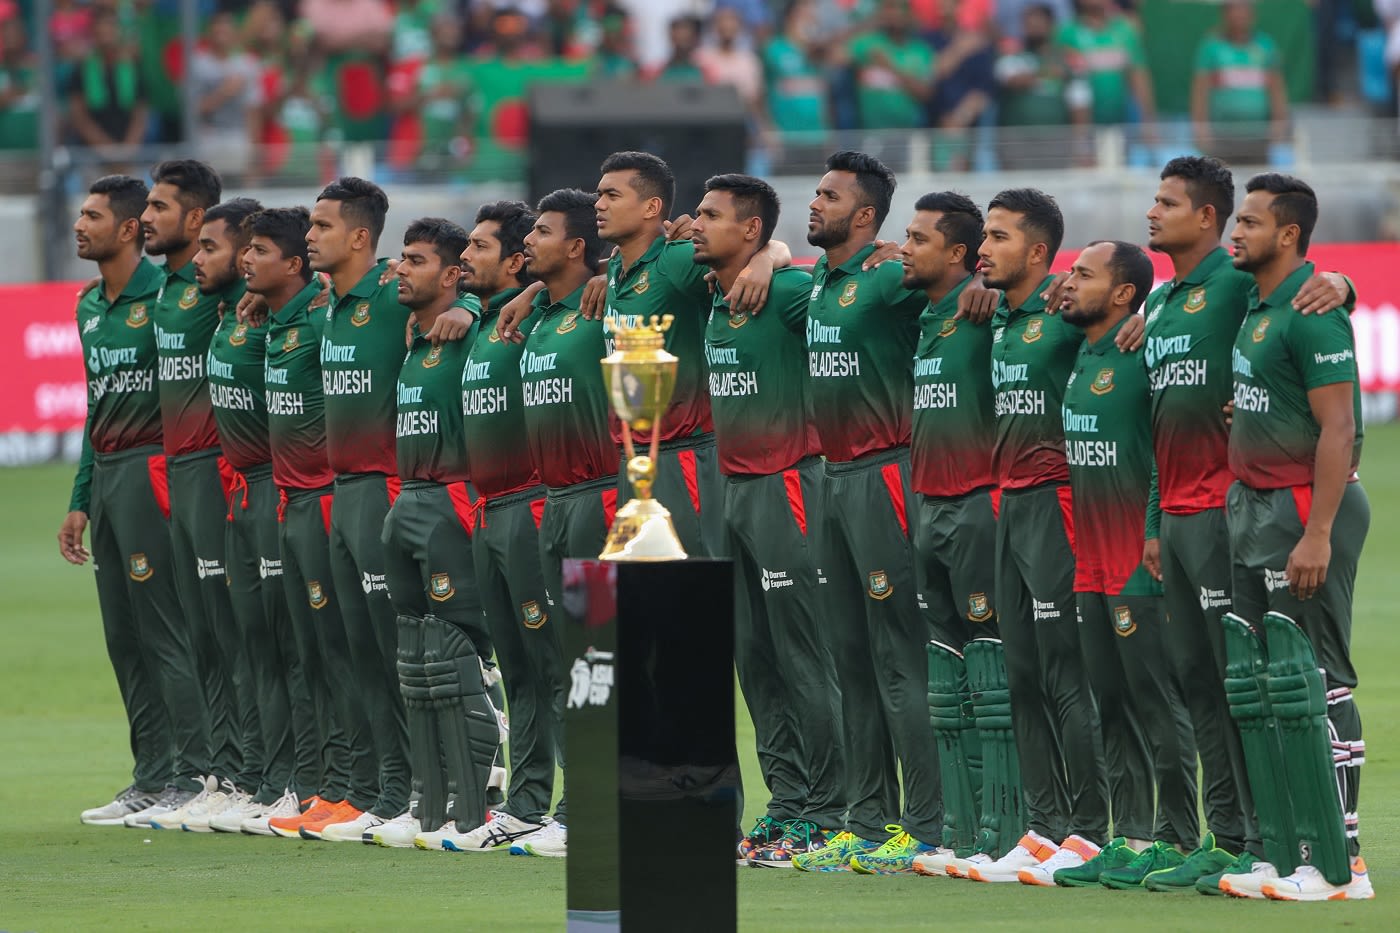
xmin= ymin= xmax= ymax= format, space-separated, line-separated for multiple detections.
xmin=618 ymin=432 xmax=723 ymax=557
xmin=914 ymin=488 xmax=1001 ymax=647
xmin=473 ymin=485 xmax=560 ymax=824
xmin=90 ymin=445 xmax=210 ymax=791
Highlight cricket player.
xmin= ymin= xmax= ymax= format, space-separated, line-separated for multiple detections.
xmin=67 ymin=175 xmax=212 ymax=827
xmin=1217 ymin=174 xmax=1372 ymax=901
xmin=689 ymin=174 xmax=844 ymax=868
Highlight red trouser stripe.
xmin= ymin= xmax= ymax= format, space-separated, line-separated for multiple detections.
xmin=782 ymin=467 xmax=808 ymax=536
xmin=1291 ymin=484 xmax=1313 ymax=530
xmin=147 ymin=454 xmax=171 ymax=520
xmin=386 ymin=475 xmax=402 ymax=506
xmin=678 ymin=449 xmax=701 ymax=516
xmin=879 ymin=462 xmax=908 ymax=537
xmin=277 ymin=488 xmax=287 ymax=523
xmin=1056 ymin=484 xmax=1076 ymax=552
xmin=319 ymin=493 xmax=334 ymax=535
xmin=216 ymin=455 xmax=237 ymax=501
xmin=601 ymin=487 xmax=619 ymax=529
xmin=989 ymin=487 xmax=1002 ymax=519
xmin=446 ymin=482 xmax=481 ymax=538
xmin=530 ymin=497 xmax=546 ymax=530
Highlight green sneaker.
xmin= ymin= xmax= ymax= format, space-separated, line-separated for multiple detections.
xmin=1195 ymin=850 xmax=1259 ymax=896
xmin=850 ymin=825 xmax=939 ymax=875
xmin=791 ymin=830 xmax=882 ymax=873
xmin=1143 ymin=832 xmax=1237 ymax=891
xmin=1100 ymin=841 xmax=1186 ymax=890
xmin=1054 ymin=837 xmax=1137 ymax=887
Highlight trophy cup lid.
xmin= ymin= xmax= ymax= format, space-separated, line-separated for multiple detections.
xmin=607 ymin=314 xmax=673 ymax=352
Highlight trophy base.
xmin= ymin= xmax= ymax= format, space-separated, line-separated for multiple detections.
xmin=599 ymin=497 xmax=688 ymax=562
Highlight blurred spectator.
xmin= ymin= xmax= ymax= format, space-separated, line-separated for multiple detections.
xmin=0 ymin=14 xmax=37 ymax=151
xmin=1056 ymin=0 xmax=1156 ymax=133
xmin=400 ymin=12 xmax=478 ymax=171
xmin=995 ymin=0 xmax=1072 ymax=40
xmin=132 ymin=0 xmax=182 ymax=142
xmin=995 ymin=2 xmax=1090 ymax=168
xmin=50 ymin=0 xmax=92 ymax=85
xmin=848 ymin=0 xmax=935 ymax=129
xmin=301 ymin=0 xmax=393 ymax=55
xmin=191 ymin=11 xmax=262 ymax=176
xmin=257 ymin=22 xmax=331 ymax=178
xmin=655 ymin=14 xmax=705 ymax=81
xmin=474 ymin=5 xmax=546 ymax=61
xmin=764 ymin=0 xmax=831 ymax=142
xmin=542 ymin=0 xmax=601 ymax=59
xmin=1190 ymin=0 xmax=1287 ymax=165
xmin=924 ymin=0 xmax=995 ymax=169
xmin=697 ymin=7 xmax=765 ymax=107
xmin=595 ymin=4 xmax=640 ymax=77
xmin=715 ymin=0 xmax=772 ymax=40
xmin=393 ymin=0 xmax=440 ymax=64
xmin=1375 ymin=0 xmax=1400 ymax=107
xmin=67 ymin=7 xmax=149 ymax=163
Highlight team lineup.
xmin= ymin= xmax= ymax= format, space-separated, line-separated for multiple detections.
xmin=57 ymin=146 xmax=1371 ymax=902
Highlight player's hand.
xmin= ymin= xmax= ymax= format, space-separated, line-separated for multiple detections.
xmin=308 ymin=273 xmax=331 ymax=311
xmin=77 ymin=276 xmax=101 ymax=299
xmin=498 ymin=281 xmax=546 ymax=343
xmin=1293 ymin=272 xmax=1349 ymax=315
xmin=58 ymin=510 xmax=90 ymax=565
xmin=236 ymin=290 xmax=270 ymax=326
xmin=428 ymin=304 xmax=474 ymax=344
xmin=1142 ymin=538 xmax=1162 ymax=582
xmin=378 ymin=258 xmax=401 ymax=286
xmin=1286 ymin=530 xmax=1330 ymax=600
xmin=1116 ymin=313 xmax=1145 ymax=351
xmin=957 ymin=276 xmax=1001 ymax=323
xmin=1040 ymin=272 xmax=1071 ymax=314
xmin=579 ymin=274 xmax=609 ymax=320
xmin=729 ymin=249 xmax=776 ymax=314
xmin=861 ymin=239 xmax=904 ymax=270
xmin=664 ymin=215 xmax=694 ymax=242
xmin=1222 ymin=399 xmax=1234 ymax=428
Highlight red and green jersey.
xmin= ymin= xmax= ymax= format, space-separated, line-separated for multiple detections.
xmin=206 ymin=284 xmax=272 ymax=471
xmin=807 ymin=243 xmax=925 ymax=461
xmin=154 ymin=260 xmax=224 ymax=457
xmin=462 ymin=287 xmax=543 ymax=497
xmin=604 ymin=236 xmax=713 ymax=445
xmin=1063 ymin=317 xmax=1161 ymax=596
xmin=1143 ymin=247 xmax=1251 ymax=513
xmin=991 ymin=276 xmax=1079 ymax=490
xmin=912 ymin=276 xmax=997 ymax=497
xmin=396 ymin=326 xmax=473 ymax=484
xmin=267 ymin=281 xmax=336 ymax=491
xmin=1194 ymin=32 xmax=1278 ymax=124
xmin=705 ymin=266 xmax=816 ymax=476
xmin=1229 ymin=261 xmax=1363 ymax=489
xmin=522 ymin=285 xmax=617 ymax=489
xmin=69 ymin=258 xmax=164 ymax=512
xmin=1056 ymin=14 xmax=1145 ymax=125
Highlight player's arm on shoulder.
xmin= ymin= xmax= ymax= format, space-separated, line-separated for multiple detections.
xmin=776 ymin=268 xmax=813 ymax=333
xmin=1292 ymin=271 xmax=1354 ymax=315
xmin=500 ymin=281 xmax=548 ymax=342
xmin=726 ymin=240 xmax=792 ymax=314
xmin=426 ymin=292 xmax=480 ymax=344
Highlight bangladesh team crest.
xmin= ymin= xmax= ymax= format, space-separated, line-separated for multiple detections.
xmin=1252 ymin=316 xmax=1271 ymax=343
xmin=728 ymin=310 xmax=748 ymax=329
xmin=178 ymin=284 xmax=199 ymax=310
xmin=1184 ymin=287 xmax=1207 ymax=314
xmin=430 ymin=573 xmax=455 ymax=601
xmin=557 ymin=311 xmax=580 ymax=334
xmin=351 ymin=301 xmax=372 ymax=327
xmin=307 ymin=580 xmax=327 ymax=609
xmin=968 ymin=592 xmax=993 ymax=622
xmin=423 ymin=345 xmax=443 ymax=368
xmin=838 ymin=281 xmax=859 ymax=308
xmin=128 ymin=553 xmax=152 ymax=582
xmin=1090 ymin=368 xmax=1115 ymax=395
xmin=127 ymin=304 xmax=150 ymax=328
xmin=522 ymin=600 xmax=547 ymax=629
xmin=632 ymin=270 xmax=650 ymax=295
xmin=1023 ymin=317 xmax=1043 ymax=343
xmin=939 ymin=319 xmax=958 ymax=338
xmin=1114 ymin=606 xmax=1137 ymax=637
xmin=283 ymin=328 xmax=300 ymax=351
xmin=868 ymin=570 xmax=892 ymax=601
xmin=230 ymin=323 xmax=249 ymax=346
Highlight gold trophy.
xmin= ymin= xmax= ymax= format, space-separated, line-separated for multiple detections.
xmin=598 ymin=314 xmax=689 ymax=561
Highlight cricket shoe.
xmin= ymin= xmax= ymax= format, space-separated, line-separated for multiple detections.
xmin=1196 ymin=851 xmax=1261 ymax=896
xmin=1143 ymin=832 xmax=1237 ymax=891
xmin=124 ymin=785 xmax=198 ymax=828
xmin=1218 ymin=859 xmax=1279 ymax=899
xmin=149 ymin=776 xmax=217 ymax=830
xmin=910 ymin=847 xmax=960 ymax=877
xmin=368 ymin=811 xmax=421 ymax=848
xmin=182 ymin=780 xmax=244 ymax=832
xmin=791 ymin=831 xmax=882 ymax=873
xmin=749 ymin=821 xmax=830 ymax=868
xmin=268 ymin=795 xmax=336 ymax=839
xmin=440 ymin=810 xmax=543 ymax=853
xmin=306 ymin=803 xmax=369 ymax=841
xmin=944 ymin=853 xmax=994 ymax=878
xmin=967 ymin=831 xmax=1059 ymax=883
xmin=850 ymin=826 xmax=939 ymax=875
xmin=242 ymin=789 xmax=301 ymax=836
xmin=209 ymin=793 xmax=265 ymax=833
xmin=511 ymin=819 xmax=567 ymax=857
xmin=1262 ymin=857 xmax=1374 ymax=901
xmin=81 ymin=785 xmax=162 ymax=826
xmin=1019 ymin=835 xmax=1101 ymax=887
xmin=1100 ymin=841 xmax=1185 ymax=889
xmin=737 ymin=816 xmax=786 ymax=865
xmin=1053 ymin=837 xmax=1137 ymax=887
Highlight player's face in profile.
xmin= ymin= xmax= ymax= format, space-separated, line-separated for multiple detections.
xmin=595 ymin=170 xmax=649 ymax=243
xmin=1147 ymin=176 xmax=1207 ymax=254
xmin=899 ymin=210 xmax=950 ymax=291
xmin=397 ymin=241 xmax=449 ymax=310
xmin=978 ymin=207 xmax=1031 ymax=291
xmin=523 ymin=210 xmax=573 ymax=280
xmin=74 ymin=194 xmax=122 ymax=262
xmin=140 ymin=183 xmax=191 ymax=257
xmin=1060 ymin=240 xmax=1115 ymax=327
xmin=193 ymin=219 xmax=241 ymax=295
xmin=243 ymin=234 xmax=293 ymax=295
xmin=461 ymin=221 xmax=505 ymax=297
xmin=307 ymin=199 xmax=353 ymax=273
xmin=690 ymin=190 xmax=747 ymax=266
xmin=806 ymin=170 xmax=859 ymax=249
xmin=1229 ymin=190 xmax=1283 ymax=273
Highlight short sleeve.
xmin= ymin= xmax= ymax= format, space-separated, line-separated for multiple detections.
xmin=658 ymin=239 xmax=713 ymax=299
xmin=773 ymin=268 xmax=812 ymax=334
xmin=1193 ymin=37 xmax=1215 ymax=73
xmin=1290 ymin=310 xmax=1359 ymax=390
xmin=877 ymin=260 xmax=924 ymax=319
xmin=1259 ymin=35 xmax=1280 ymax=69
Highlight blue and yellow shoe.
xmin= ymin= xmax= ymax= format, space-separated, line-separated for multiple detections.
xmin=791 ymin=830 xmax=882 ymax=873
xmin=850 ymin=825 xmax=937 ymax=875
xmin=737 ymin=816 xmax=785 ymax=865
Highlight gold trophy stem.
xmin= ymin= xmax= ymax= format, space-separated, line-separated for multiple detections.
xmin=599 ymin=410 xmax=687 ymax=561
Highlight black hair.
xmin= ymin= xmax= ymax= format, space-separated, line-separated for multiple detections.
xmin=89 ymin=175 xmax=149 ymax=244
xmin=474 ymin=200 xmax=536 ymax=260
xmin=825 ymin=150 xmax=897 ymax=231
xmin=987 ymin=187 xmax=1065 ymax=263
xmin=599 ymin=151 xmax=676 ymax=219
xmin=149 ymin=159 xmax=223 ymax=211
xmin=1086 ymin=239 xmax=1154 ymax=313
xmin=1025 ymin=2 xmax=1057 ymax=20
xmin=204 ymin=197 xmax=263 ymax=249
xmin=703 ymin=173 xmax=780 ymax=249
xmin=913 ymin=191 xmax=984 ymax=272
xmin=1245 ymin=172 xmax=1319 ymax=255
xmin=316 ymin=176 xmax=390 ymax=249
xmin=403 ymin=217 xmax=469 ymax=269
xmin=1161 ymin=155 xmax=1235 ymax=236
xmin=247 ymin=207 xmax=312 ymax=282
xmin=536 ymin=188 xmax=604 ymax=268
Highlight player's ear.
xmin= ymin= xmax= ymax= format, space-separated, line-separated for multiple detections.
xmin=745 ymin=215 xmax=763 ymax=243
xmin=119 ymin=217 xmax=141 ymax=243
xmin=566 ymin=237 xmax=585 ymax=261
xmin=1279 ymin=223 xmax=1300 ymax=251
xmin=949 ymin=242 xmax=966 ymax=269
xmin=442 ymin=262 xmax=463 ymax=289
xmin=504 ymin=252 xmax=526 ymax=277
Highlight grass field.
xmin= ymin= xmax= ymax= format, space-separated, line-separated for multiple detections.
xmin=4 ymin=429 xmax=1400 ymax=932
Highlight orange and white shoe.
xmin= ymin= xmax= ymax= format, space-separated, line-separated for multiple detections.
xmin=300 ymin=800 xmax=363 ymax=840
xmin=1218 ymin=860 xmax=1278 ymax=899
xmin=1263 ymin=857 xmax=1375 ymax=902
xmin=1019 ymin=835 xmax=1101 ymax=886
xmin=911 ymin=847 xmax=959 ymax=877
xmin=267 ymin=796 xmax=334 ymax=840
xmin=967 ymin=831 xmax=1059 ymax=883
xmin=945 ymin=853 xmax=993 ymax=878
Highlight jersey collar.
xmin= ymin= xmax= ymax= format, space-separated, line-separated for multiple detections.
xmin=609 ymin=235 xmax=666 ymax=287
xmin=115 ymin=257 xmax=163 ymax=302
xmin=532 ymin=283 xmax=585 ymax=317
xmin=481 ymin=286 xmax=525 ymax=322
xmin=814 ymin=243 xmax=877 ymax=280
xmin=1082 ymin=314 xmax=1131 ymax=355
xmin=1251 ymin=260 xmax=1315 ymax=314
xmin=164 ymin=259 xmax=197 ymax=285
xmin=1000 ymin=273 xmax=1057 ymax=319
xmin=925 ymin=274 xmax=972 ymax=317
xmin=1175 ymin=246 xmax=1231 ymax=288
xmin=271 ymin=279 xmax=323 ymax=325
xmin=336 ymin=259 xmax=391 ymax=304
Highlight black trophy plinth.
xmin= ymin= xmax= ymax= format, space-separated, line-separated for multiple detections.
xmin=561 ymin=559 xmax=738 ymax=933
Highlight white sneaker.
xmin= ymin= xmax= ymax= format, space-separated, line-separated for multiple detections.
xmin=1263 ymin=857 xmax=1374 ymax=902
xmin=321 ymin=810 xmax=387 ymax=843
xmin=966 ymin=831 xmax=1059 ymax=883
xmin=81 ymin=785 xmax=162 ymax=826
xmin=369 ymin=812 xmax=422 ymax=848
xmin=911 ymin=847 xmax=958 ymax=877
xmin=945 ymin=852 xmax=993 ymax=879
xmin=182 ymin=779 xmax=241 ymax=832
xmin=149 ymin=776 xmax=216 ymax=831
xmin=242 ymin=789 xmax=300 ymax=836
xmin=1219 ymin=861 xmax=1279 ymax=899
xmin=1018 ymin=835 xmax=1100 ymax=887
xmin=124 ymin=786 xmax=198 ymax=828
xmin=210 ymin=794 xmax=265 ymax=833
xmin=511 ymin=819 xmax=566 ymax=857
xmin=412 ymin=820 xmax=460 ymax=852
xmin=440 ymin=810 xmax=544 ymax=853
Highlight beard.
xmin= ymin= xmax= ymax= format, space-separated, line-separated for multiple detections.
xmin=806 ymin=212 xmax=853 ymax=250
xmin=981 ymin=256 xmax=1027 ymax=292
xmin=1231 ymin=240 xmax=1277 ymax=273
xmin=198 ymin=261 xmax=239 ymax=295
xmin=1061 ymin=299 xmax=1109 ymax=329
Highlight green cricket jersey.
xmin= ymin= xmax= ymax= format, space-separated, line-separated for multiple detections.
xmin=807 ymin=243 xmax=925 ymax=461
xmin=395 ymin=327 xmax=472 ymax=484
xmin=267 ymin=280 xmax=336 ymax=491
xmin=704 ymin=266 xmax=815 ymax=476
xmin=1143 ymin=247 xmax=1252 ymax=513
xmin=522 ymin=285 xmax=616 ymax=488
xmin=997 ymin=45 xmax=1074 ymax=127
xmin=1229 ymin=261 xmax=1363 ymax=490
xmin=154 ymin=260 xmax=225 ymax=457
xmin=1194 ymin=33 xmax=1277 ymax=125
xmin=764 ymin=36 xmax=829 ymax=135
xmin=1056 ymin=15 xmax=1145 ymax=125
xmin=848 ymin=32 xmax=935 ymax=129
xmin=206 ymin=285 xmax=272 ymax=472
xmin=1063 ymin=316 xmax=1160 ymax=596
xmin=604 ymin=236 xmax=713 ymax=444
xmin=911 ymin=275 xmax=997 ymax=497
xmin=418 ymin=58 xmax=478 ymax=154
xmin=69 ymin=258 xmax=165 ymax=512
xmin=462 ymin=288 xmax=543 ymax=497
xmin=991 ymin=275 xmax=1078 ymax=490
